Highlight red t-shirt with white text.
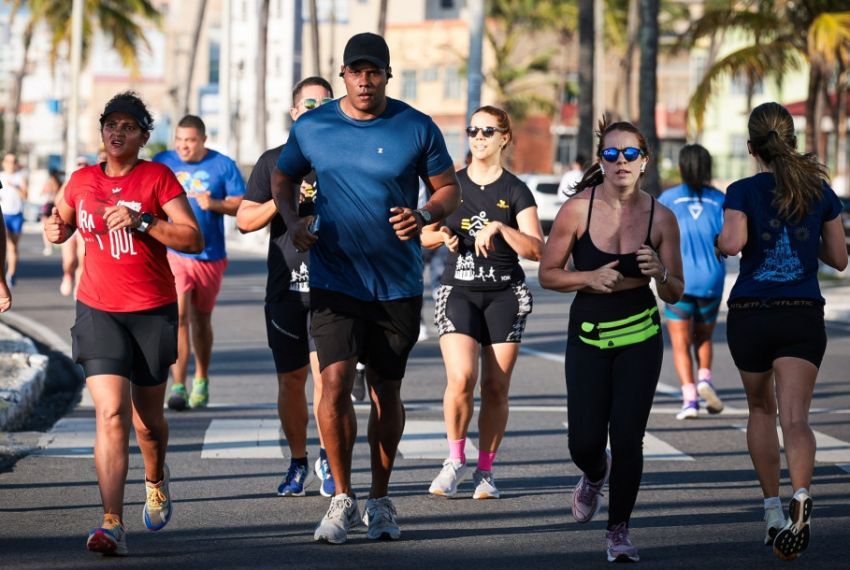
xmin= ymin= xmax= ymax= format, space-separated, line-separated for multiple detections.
xmin=64 ymin=161 xmax=185 ymax=312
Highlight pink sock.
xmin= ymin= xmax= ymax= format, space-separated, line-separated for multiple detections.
xmin=698 ymin=368 xmax=712 ymax=382
xmin=448 ymin=438 xmax=466 ymax=464
xmin=682 ymin=383 xmax=697 ymax=403
xmin=478 ymin=450 xmax=497 ymax=472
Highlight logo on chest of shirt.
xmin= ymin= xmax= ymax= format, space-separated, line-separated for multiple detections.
xmin=78 ymin=197 xmax=139 ymax=261
xmin=496 ymin=199 xmax=509 ymax=209
xmin=176 ymin=170 xmax=210 ymax=196
xmin=460 ymin=211 xmax=490 ymax=236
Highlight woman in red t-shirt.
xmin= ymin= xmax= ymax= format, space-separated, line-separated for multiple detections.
xmin=44 ymin=91 xmax=203 ymax=557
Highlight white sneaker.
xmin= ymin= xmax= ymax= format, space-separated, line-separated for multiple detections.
xmin=764 ymin=507 xmax=786 ymax=546
xmin=472 ymin=469 xmax=500 ymax=499
xmin=676 ymin=403 xmax=699 ymax=420
xmin=697 ymin=380 xmax=724 ymax=414
xmin=314 ymin=493 xmax=360 ymax=544
xmin=363 ymin=496 xmax=401 ymax=540
xmin=428 ymin=458 xmax=469 ymax=497
xmin=773 ymin=492 xmax=812 ymax=560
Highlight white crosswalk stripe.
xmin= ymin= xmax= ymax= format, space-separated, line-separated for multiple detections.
xmin=563 ymin=422 xmax=694 ymax=461
xmin=201 ymin=419 xmax=284 ymax=459
xmin=735 ymin=424 xmax=850 ymax=474
xmin=397 ymin=420 xmax=478 ymax=459
xmin=35 ymin=418 xmax=97 ymax=458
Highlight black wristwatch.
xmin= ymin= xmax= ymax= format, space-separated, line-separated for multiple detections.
xmin=137 ymin=212 xmax=154 ymax=233
xmin=413 ymin=208 xmax=432 ymax=226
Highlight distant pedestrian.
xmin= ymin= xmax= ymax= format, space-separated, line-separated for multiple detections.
xmin=716 ymin=101 xmax=847 ymax=561
xmin=0 ymin=152 xmax=28 ymax=286
xmin=236 ymin=76 xmax=335 ymax=499
xmin=558 ymin=154 xmax=586 ymax=203
xmin=423 ymin=105 xmax=543 ymax=500
xmin=44 ymin=91 xmax=203 ymax=557
xmin=539 ymin=119 xmax=683 ymax=562
xmin=40 ymin=168 xmax=63 ymax=256
xmin=0 ymin=181 xmax=11 ymax=312
xmin=658 ymin=144 xmax=726 ymax=420
xmin=155 ymin=115 xmax=245 ymax=410
xmin=272 ymin=32 xmax=460 ymax=544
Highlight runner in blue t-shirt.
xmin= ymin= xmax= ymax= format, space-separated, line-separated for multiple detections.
xmin=272 ymin=33 xmax=460 ymax=545
xmin=658 ymin=144 xmax=726 ymax=420
xmin=154 ymin=116 xmax=245 ymax=410
xmin=717 ymin=102 xmax=847 ymax=561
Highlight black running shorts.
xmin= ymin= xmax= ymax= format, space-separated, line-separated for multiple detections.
xmin=71 ymin=301 xmax=178 ymax=386
xmin=310 ymin=288 xmax=421 ymax=380
xmin=433 ymin=282 xmax=533 ymax=345
xmin=727 ymin=303 xmax=826 ymax=372
xmin=265 ymin=299 xmax=315 ymax=374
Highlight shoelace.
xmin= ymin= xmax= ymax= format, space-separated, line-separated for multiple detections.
xmin=368 ymin=501 xmax=396 ymax=525
xmin=326 ymin=496 xmax=354 ymax=521
xmin=285 ymin=464 xmax=305 ymax=484
xmin=577 ymin=476 xmax=604 ymax=503
xmin=146 ymin=486 xmax=167 ymax=509
xmin=441 ymin=459 xmax=462 ymax=474
xmin=608 ymin=522 xmax=630 ymax=546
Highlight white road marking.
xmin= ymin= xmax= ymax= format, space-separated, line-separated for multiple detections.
xmin=563 ymin=421 xmax=693 ymax=461
xmin=201 ymin=419 xmax=284 ymax=459
xmin=397 ymin=420 xmax=478 ymax=460
xmin=35 ymin=418 xmax=96 ymax=458
xmin=735 ymin=425 xmax=850 ymax=474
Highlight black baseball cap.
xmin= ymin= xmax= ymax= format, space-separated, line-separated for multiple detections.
xmin=99 ymin=99 xmax=153 ymax=132
xmin=342 ymin=32 xmax=390 ymax=69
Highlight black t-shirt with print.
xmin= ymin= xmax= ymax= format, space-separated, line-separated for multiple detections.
xmin=245 ymin=144 xmax=316 ymax=303
xmin=441 ymin=168 xmax=536 ymax=289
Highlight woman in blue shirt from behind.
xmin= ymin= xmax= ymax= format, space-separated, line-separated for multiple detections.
xmin=717 ymin=101 xmax=847 ymax=561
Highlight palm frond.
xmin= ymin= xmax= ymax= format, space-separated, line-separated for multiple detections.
xmin=808 ymin=11 xmax=850 ymax=67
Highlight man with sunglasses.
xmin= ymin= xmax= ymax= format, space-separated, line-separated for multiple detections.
xmin=237 ymin=76 xmax=336 ymax=500
xmin=154 ymin=115 xmax=245 ymax=411
xmin=272 ymin=32 xmax=460 ymax=545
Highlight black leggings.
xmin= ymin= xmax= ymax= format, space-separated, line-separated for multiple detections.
xmin=565 ymin=287 xmax=662 ymax=529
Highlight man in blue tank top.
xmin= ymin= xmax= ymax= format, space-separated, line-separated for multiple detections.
xmin=273 ymin=32 xmax=460 ymax=544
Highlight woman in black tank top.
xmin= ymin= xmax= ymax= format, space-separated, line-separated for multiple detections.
xmin=538 ymin=120 xmax=683 ymax=562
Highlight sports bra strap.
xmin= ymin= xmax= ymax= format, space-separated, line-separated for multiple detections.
xmin=645 ymin=197 xmax=655 ymax=246
xmin=586 ymin=186 xmax=596 ymax=227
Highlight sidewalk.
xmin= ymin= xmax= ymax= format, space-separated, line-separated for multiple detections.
xmin=2 ymin=227 xmax=850 ymax=431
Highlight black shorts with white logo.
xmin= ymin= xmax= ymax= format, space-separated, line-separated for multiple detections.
xmin=310 ymin=288 xmax=421 ymax=380
xmin=265 ymin=298 xmax=315 ymax=374
xmin=434 ymin=282 xmax=533 ymax=345
xmin=71 ymin=301 xmax=178 ymax=386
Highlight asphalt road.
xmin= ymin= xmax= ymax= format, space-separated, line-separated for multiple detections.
xmin=1 ymin=230 xmax=848 ymax=568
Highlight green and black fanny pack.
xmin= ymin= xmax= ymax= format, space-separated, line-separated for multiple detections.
xmin=578 ymin=306 xmax=660 ymax=349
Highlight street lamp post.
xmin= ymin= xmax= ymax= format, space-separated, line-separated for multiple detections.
xmin=64 ymin=0 xmax=83 ymax=175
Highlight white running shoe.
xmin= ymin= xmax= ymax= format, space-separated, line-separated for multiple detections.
xmin=472 ymin=469 xmax=500 ymax=499
xmin=773 ymin=492 xmax=812 ymax=560
xmin=363 ymin=496 xmax=401 ymax=540
xmin=697 ymin=380 xmax=724 ymax=414
xmin=764 ymin=507 xmax=786 ymax=546
xmin=572 ymin=449 xmax=611 ymax=523
xmin=428 ymin=458 xmax=469 ymax=497
xmin=676 ymin=403 xmax=699 ymax=420
xmin=314 ymin=493 xmax=360 ymax=544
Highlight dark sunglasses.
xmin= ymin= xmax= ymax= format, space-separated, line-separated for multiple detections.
xmin=466 ymin=126 xmax=507 ymax=138
xmin=600 ymin=147 xmax=645 ymax=163
xmin=299 ymin=97 xmax=333 ymax=110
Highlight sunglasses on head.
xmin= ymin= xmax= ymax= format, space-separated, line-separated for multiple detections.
xmin=466 ymin=126 xmax=507 ymax=138
xmin=600 ymin=147 xmax=645 ymax=163
xmin=299 ymin=97 xmax=333 ymax=110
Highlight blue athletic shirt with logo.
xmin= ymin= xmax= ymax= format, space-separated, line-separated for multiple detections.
xmin=276 ymin=98 xmax=455 ymax=301
xmin=658 ymin=183 xmax=726 ymax=298
xmin=724 ymin=172 xmax=841 ymax=302
xmin=154 ymin=149 xmax=245 ymax=261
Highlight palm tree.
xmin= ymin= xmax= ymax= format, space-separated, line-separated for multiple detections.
xmin=682 ymin=0 xmax=850 ymax=155
xmin=576 ymin=0 xmax=595 ymax=161
xmin=377 ymin=0 xmax=388 ymax=36
xmin=638 ymin=0 xmax=660 ymax=194
xmin=183 ymin=0 xmax=208 ymax=116
xmin=4 ymin=0 xmax=161 ymax=152
xmin=256 ymin=0 xmax=269 ymax=152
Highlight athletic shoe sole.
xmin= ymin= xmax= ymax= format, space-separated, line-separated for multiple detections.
xmin=607 ymin=552 xmax=640 ymax=563
xmin=698 ymin=382 xmax=724 ymax=414
xmin=167 ymin=393 xmax=188 ymax=411
xmin=86 ymin=529 xmax=127 ymax=556
xmin=773 ymin=495 xmax=812 ymax=560
xmin=676 ymin=407 xmax=698 ymax=420
xmin=428 ymin=466 xmax=470 ymax=498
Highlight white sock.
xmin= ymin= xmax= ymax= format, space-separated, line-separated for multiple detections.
xmin=764 ymin=496 xmax=782 ymax=510
xmin=793 ymin=487 xmax=810 ymax=499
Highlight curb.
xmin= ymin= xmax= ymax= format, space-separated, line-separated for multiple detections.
xmin=0 ymin=322 xmax=49 ymax=431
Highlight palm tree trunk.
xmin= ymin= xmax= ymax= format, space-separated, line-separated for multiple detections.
xmin=309 ymin=0 xmax=320 ymax=75
xmin=805 ymin=65 xmax=821 ymax=155
xmin=621 ymin=0 xmax=639 ymax=121
xmin=378 ymin=0 xmax=388 ymax=37
xmin=182 ymin=0 xmax=208 ymax=116
xmin=256 ymin=0 xmax=269 ymax=152
xmin=835 ymin=64 xmax=848 ymax=193
xmin=577 ymin=0 xmax=595 ymax=162
xmin=638 ymin=0 xmax=660 ymax=195
xmin=4 ymin=22 xmax=32 ymax=153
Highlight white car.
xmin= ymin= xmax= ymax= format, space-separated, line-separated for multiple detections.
xmin=518 ymin=174 xmax=564 ymax=233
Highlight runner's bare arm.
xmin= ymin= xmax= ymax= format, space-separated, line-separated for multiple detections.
xmin=150 ymin=194 xmax=204 ymax=253
xmin=236 ymin=199 xmax=278 ymax=233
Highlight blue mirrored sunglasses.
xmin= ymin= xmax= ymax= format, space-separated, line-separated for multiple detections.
xmin=600 ymin=147 xmax=644 ymax=163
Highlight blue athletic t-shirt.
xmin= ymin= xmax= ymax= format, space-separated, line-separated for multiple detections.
xmin=155 ymin=149 xmax=246 ymax=261
xmin=658 ymin=183 xmax=726 ymax=298
xmin=276 ymin=98 xmax=455 ymax=301
xmin=724 ymin=172 xmax=841 ymax=302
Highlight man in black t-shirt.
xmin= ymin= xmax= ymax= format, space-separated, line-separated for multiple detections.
xmin=236 ymin=76 xmax=334 ymax=499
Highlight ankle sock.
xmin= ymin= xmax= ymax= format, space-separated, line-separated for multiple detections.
xmin=449 ymin=438 xmax=466 ymax=464
xmin=697 ymin=368 xmax=712 ymax=382
xmin=682 ymin=383 xmax=698 ymax=402
xmin=477 ymin=450 xmax=497 ymax=472
xmin=764 ymin=496 xmax=782 ymax=510
xmin=793 ymin=487 xmax=809 ymax=499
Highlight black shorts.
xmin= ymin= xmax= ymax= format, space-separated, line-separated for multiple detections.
xmin=726 ymin=300 xmax=826 ymax=372
xmin=434 ymin=283 xmax=533 ymax=345
xmin=71 ymin=301 xmax=178 ymax=386
xmin=310 ymin=288 xmax=421 ymax=380
xmin=265 ymin=298 xmax=315 ymax=374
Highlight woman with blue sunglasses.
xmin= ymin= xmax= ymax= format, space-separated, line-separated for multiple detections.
xmin=539 ymin=119 xmax=683 ymax=562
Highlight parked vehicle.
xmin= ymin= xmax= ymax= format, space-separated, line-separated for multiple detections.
xmin=840 ymin=197 xmax=850 ymax=254
xmin=518 ymin=174 xmax=563 ymax=234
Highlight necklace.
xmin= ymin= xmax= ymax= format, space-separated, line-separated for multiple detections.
xmin=471 ymin=167 xmax=503 ymax=190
